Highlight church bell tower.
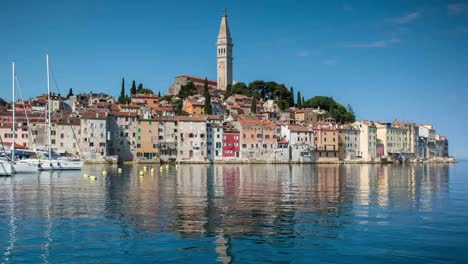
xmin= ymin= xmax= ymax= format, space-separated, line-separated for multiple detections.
xmin=217 ymin=9 xmax=233 ymax=91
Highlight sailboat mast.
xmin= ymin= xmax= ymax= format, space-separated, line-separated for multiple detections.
xmin=46 ymin=54 xmax=52 ymax=159
xmin=12 ymin=62 xmax=15 ymax=161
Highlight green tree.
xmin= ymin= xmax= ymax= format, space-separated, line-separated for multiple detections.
xmin=117 ymin=78 xmax=126 ymax=104
xmin=250 ymin=98 xmax=257 ymax=114
xmin=224 ymin=84 xmax=232 ymax=99
xmin=302 ymin=96 xmax=356 ymax=123
xmin=176 ymin=100 xmax=188 ymax=116
xmin=297 ymin=91 xmax=302 ymax=109
xmin=203 ymin=78 xmax=212 ymax=114
xmin=137 ymin=83 xmax=143 ymax=93
xmin=177 ymin=82 xmax=197 ymax=99
xmin=130 ymin=80 xmax=137 ymax=95
xmin=139 ymin=88 xmax=153 ymax=94
xmin=289 ymin=87 xmax=294 ymax=107
xmin=67 ymin=88 xmax=74 ymax=98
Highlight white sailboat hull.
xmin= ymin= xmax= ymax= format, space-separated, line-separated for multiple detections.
xmin=0 ymin=161 xmax=12 ymax=176
xmin=11 ymin=161 xmax=39 ymax=174
xmin=38 ymin=159 xmax=83 ymax=171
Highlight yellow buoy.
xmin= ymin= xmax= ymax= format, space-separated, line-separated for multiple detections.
xmin=102 ymin=170 xmax=107 ymax=176
xmin=118 ymin=168 xmax=122 ymax=173
xmin=90 ymin=176 xmax=96 ymax=180
xmin=139 ymin=170 xmax=144 ymax=176
xmin=83 ymin=173 xmax=88 ymax=178
xmin=143 ymin=166 xmax=147 ymax=171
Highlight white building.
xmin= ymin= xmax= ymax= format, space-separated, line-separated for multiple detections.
xmin=107 ymin=112 xmax=137 ymax=162
xmin=79 ymin=112 xmax=108 ymax=161
xmin=353 ymin=121 xmax=377 ymax=162
xmin=207 ymin=123 xmax=224 ymax=161
xmin=281 ymin=125 xmax=314 ymax=162
xmin=176 ymin=116 xmax=207 ymax=162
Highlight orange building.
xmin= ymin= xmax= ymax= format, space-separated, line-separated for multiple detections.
xmin=135 ymin=117 xmax=159 ymax=160
xmin=313 ymin=125 xmax=339 ymax=161
xmin=131 ymin=93 xmax=160 ymax=108
xmin=182 ymin=98 xmax=205 ymax=115
xmin=238 ymin=116 xmax=278 ymax=161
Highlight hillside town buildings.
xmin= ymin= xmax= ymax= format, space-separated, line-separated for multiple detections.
xmin=0 ymin=10 xmax=452 ymax=164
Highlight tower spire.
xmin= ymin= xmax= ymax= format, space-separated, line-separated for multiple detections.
xmin=217 ymin=8 xmax=233 ymax=91
xmin=218 ymin=8 xmax=231 ymax=40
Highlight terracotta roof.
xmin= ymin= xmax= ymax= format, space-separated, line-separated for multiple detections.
xmin=110 ymin=111 xmax=137 ymax=117
xmin=312 ymin=125 xmax=337 ymax=131
xmin=1 ymin=142 xmax=27 ymax=149
xmin=186 ymin=98 xmax=204 ymax=106
xmin=177 ymin=116 xmax=207 ymax=122
xmin=288 ymin=125 xmax=311 ymax=132
xmin=239 ymin=117 xmax=276 ymax=127
xmin=131 ymin=93 xmax=159 ymax=99
xmin=80 ymin=111 xmax=107 ymax=120
xmin=153 ymin=116 xmax=177 ymax=122
xmin=119 ymin=103 xmax=140 ymax=109
xmin=207 ymin=114 xmax=222 ymax=120
xmin=177 ymin=75 xmax=217 ymax=84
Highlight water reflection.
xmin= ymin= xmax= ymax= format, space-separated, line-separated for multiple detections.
xmin=0 ymin=164 xmax=457 ymax=263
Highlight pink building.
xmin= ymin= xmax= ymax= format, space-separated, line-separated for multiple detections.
xmin=223 ymin=127 xmax=240 ymax=159
xmin=0 ymin=123 xmax=29 ymax=148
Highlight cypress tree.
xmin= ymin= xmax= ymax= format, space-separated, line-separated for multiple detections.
xmin=203 ymin=78 xmax=212 ymax=114
xmin=297 ymin=91 xmax=302 ymax=109
xmin=137 ymin=83 xmax=143 ymax=93
xmin=289 ymin=87 xmax=294 ymax=107
xmin=131 ymin=80 xmax=137 ymax=95
xmin=250 ymin=98 xmax=257 ymax=114
xmin=118 ymin=78 xmax=125 ymax=104
xmin=67 ymin=88 xmax=74 ymax=98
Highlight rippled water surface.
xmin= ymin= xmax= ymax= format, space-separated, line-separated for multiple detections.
xmin=1 ymin=162 xmax=467 ymax=263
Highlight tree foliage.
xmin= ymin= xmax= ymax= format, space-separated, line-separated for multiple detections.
xmin=225 ymin=80 xmax=294 ymax=108
xmin=177 ymin=82 xmax=197 ymax=99
xmin=117 ymin=78 xmax=128 ymax=104
xmin=250 ymin=98 xmax=257 ymax=114
xmin=67 ymin=88 xmax=74 ymax=98
xmin=297 ymin=91 xmax=302 ymax=109
xmin=302 ymin=96 xmax=356 ymax=123
xmin=137 ymin=83 xmax=143 ymax=93
xmin=130 ymin=80 xmax=137 ymax=95
xmin=203 ymin=78 xmax=212 ymax=114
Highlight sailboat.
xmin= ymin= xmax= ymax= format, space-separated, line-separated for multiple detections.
xmin=36 ymin=54 xmax=83 ymax=171
xmin=0 ymin=160 xmax=13 ymax=176
xmin=9 ymin=61 xmax=39 ymax=174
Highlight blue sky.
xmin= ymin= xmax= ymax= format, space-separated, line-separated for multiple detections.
xmin=1 ymin=0 xmax=467 ymax=158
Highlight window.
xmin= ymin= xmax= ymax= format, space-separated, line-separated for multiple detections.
xmin=138 ymin=128 xmax=141 ymax=133
xmin=242 ymin=144 xmax=247 ymax=148
xmin=138 ymin=136 xmax=141 ymax=140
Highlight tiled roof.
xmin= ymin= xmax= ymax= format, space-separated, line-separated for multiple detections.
xmin=177 ymin=116 xmax=207 ymax=122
